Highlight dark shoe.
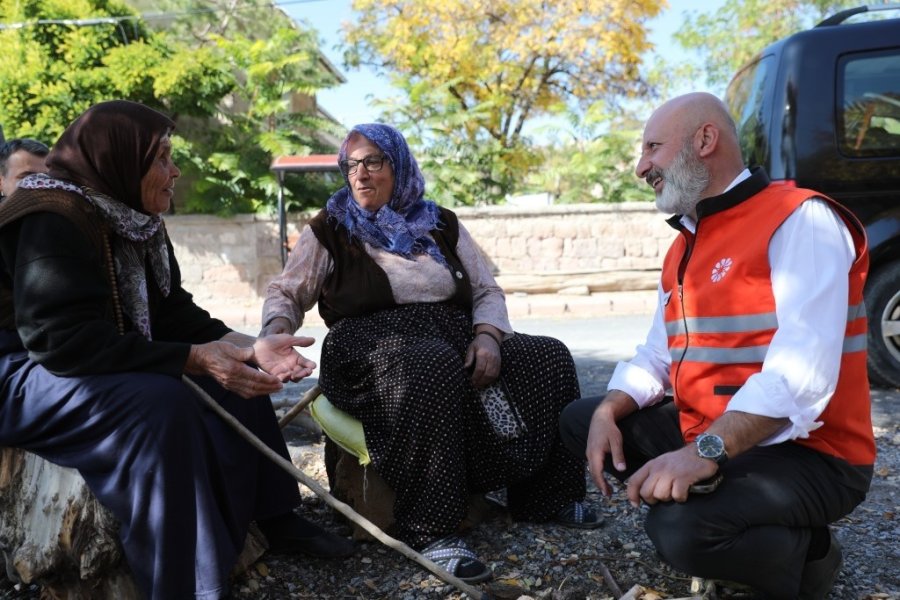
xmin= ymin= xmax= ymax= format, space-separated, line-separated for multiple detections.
xmin=798 ymin=529 xmax=842 ymax=599
xmin=555 ymin=501 xmax=604 ymax=529
xmin=421 ymin=535 xmax=493 ymax=584
xmin=257 ymin=512 xmax=355 ymax=559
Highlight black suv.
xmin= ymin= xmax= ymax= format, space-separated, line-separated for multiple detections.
xmin=725 ymin=5 xmax=900 ymax=388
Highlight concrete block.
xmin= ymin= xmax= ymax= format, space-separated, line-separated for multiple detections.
xmin=553 ymin=220 xmax=579 ymax=239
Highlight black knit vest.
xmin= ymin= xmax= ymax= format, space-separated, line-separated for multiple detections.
xmin=308 ymin=206 xmax=473 ymax=327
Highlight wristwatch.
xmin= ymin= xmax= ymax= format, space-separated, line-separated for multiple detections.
xmin=695 ymin=432 xmax=728 ymax=466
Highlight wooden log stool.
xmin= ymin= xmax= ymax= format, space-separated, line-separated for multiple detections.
xmin=308 ymin=394 xmax=491 ymax=542
xmin=0 ymin=447 xmax=139 ymax=599
xmin=0 ymin=448 xmax=269 ymax=599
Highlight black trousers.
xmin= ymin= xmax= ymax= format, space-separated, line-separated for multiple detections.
xmin=559 ymin=396 xmax=872 ymax=598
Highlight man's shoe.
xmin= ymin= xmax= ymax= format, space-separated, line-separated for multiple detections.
xmin=257 ymin=512 xmax=355 ymax=559
xmin=798 ymin=529 xmax=842 ymax=600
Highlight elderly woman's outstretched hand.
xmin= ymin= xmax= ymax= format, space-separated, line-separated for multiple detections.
xmin=253 ymin=334 xmax=317 ymax=382
xmin=259 ymin=317 xmax=293 ymax=337
xmin=186 ymin=341 xmax=285 ymax=399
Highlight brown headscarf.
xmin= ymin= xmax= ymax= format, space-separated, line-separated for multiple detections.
xmin=47 ymin=100 xmax=175 ymax=213
xmin=23 ymin=100 xmax=176 ymax=339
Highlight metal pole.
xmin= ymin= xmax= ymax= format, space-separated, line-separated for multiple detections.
xmin=277 ymin=170 xmax=287 ymax=268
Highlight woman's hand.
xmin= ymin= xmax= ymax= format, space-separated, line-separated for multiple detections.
xmin=186 ymin=340 xmax=283 ymax=399
xmin=464 ymin=327 xmax=503 ymax=388
xmin=259 ymin=317 xmax=293 ymax=337
xmin=253 ymin=334 xmax=317 ymax=382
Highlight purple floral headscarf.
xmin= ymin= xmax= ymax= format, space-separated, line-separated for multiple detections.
xmin=325 ymin=123 xmax=447 ymax=268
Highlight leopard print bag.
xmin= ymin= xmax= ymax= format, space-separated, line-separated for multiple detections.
xmin=477 ymin=378 xmax=528 ymax=441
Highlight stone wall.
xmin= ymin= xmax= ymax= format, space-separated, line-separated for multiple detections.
xmin=460 ymin=203 xmax=672 ymax=274
xmin=164 ymin=203 xmax=674 ymax=329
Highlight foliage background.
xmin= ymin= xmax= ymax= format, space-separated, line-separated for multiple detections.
xmin=0 ymin=0 xmax=866 ymax=212
xmin=344 ymin=0 xmax=663 ymax=206
xmin=0 ymin=0 xmax=343 ymax=214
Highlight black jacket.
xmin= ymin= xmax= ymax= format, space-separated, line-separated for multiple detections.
xmin=0 ymin=189 xmax=229 ymax=377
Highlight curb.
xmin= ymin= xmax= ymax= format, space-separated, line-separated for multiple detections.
xmin=211 ymin=290 xmax=658 ymax=333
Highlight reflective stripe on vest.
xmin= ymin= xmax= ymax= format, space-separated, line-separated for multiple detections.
xmin=667 ymin=302 xmax=868 ymax=362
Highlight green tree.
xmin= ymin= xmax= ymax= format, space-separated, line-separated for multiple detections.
xmin=0 ymin=0 xmax=342 ymax=214
xmin=175 ymin=27 xmax=343 ymax=214
xmin=344 ymin=0 xmax=664 ymax=205
xmin=674 ymin=0 xmax=858 ymax=89
xmin=130 ymin=0 xmax=346 ymax=213
xmin=0 ymin=0 xmax=231 ymax=141
xmin=526 ymin=102 xmax=652 ymax=204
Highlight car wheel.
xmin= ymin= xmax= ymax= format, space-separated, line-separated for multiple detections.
xmin=866 ymin=262 xmax=900 ymax=389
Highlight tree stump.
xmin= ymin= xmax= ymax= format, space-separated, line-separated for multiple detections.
xmin=0 ymin=447 xmax=136 ymax=599
xmin=0 ymin=448 xmax=267 ymax=599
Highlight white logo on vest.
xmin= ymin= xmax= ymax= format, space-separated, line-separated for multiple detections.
xmin=711 ymin=257 xmax=733 ymax=283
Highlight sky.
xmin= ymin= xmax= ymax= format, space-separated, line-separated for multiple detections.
xmin=282 ymin=0 xmax=724 ymax=130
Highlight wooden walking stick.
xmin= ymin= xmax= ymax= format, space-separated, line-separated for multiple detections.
xmin=277 ymin=383 xmax=321 ymax=429
xmin=182 ymin=376 xmax=490 ymax=600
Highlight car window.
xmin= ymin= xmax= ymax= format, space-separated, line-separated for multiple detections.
xmin=838 ymin=48 xmax=900 ymax=158
xmin=725 ymin=54 xmax=775 ymax=167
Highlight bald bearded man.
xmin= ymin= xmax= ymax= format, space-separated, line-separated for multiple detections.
xmin=560 ymin=93 xmax=874 ymax=599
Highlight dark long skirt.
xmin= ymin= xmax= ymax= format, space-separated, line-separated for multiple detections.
xmin=319 ymin=303 xmax=586 ymax=548
xmin=0 ymin=330 xmax=301 ymax=600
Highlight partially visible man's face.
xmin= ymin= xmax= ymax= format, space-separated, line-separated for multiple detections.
xmin=651 ymin=138 xmax=710 ymax=216
xmin=636 ymin=103 xmax=711 ymax=218
xmin=0 ymin=150 xmax=48 ymax=198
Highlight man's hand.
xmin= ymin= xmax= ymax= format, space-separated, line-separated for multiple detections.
xmin=186 ymin=340 xmax=283 ymax=399
xmin=626 ymin=445 xmax=718 ymax=507
xmin=586 ymin=391 xmax=638 ymax=496
xmin=586 ymin=405 xmax=625 ymax=496
xmin=464 ymin=328 xmax=502 ymax=388
xmin=254 ymin=334 xmax=317 ymax=382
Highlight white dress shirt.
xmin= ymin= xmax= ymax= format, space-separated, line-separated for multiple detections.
xmin=608 ymin=169 xmax=857 ymax=445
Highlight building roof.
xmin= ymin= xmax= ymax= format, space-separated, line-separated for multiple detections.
xmin=270 ymin=154 xmax=341 ymax=174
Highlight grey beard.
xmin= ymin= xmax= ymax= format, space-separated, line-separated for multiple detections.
xmin=655 ymin=143 xmax=710 ymax=216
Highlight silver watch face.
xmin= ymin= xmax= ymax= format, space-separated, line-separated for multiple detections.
xmin=697 ymin=434 xmax=724 ymax=458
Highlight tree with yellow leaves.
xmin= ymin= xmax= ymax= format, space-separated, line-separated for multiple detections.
xmin=344 ymin=0 xmax=664 ymax=205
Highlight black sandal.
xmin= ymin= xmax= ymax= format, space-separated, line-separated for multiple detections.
xmin=555 ymin=501 xmax=604 ymax=529
xmin=421 ymin=536 xmax=493 ymax=584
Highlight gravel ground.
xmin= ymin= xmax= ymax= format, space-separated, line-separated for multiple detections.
xmin=3 ymin=357 xmax=897 ymax=600
xmin=234 ymin=358 xmax=900 ymax=600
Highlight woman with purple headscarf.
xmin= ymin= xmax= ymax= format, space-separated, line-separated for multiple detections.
xmin=262 ymin=124 xmax=600 ymax=582
xmin=0 ymin=101 xmax=353 ymax=600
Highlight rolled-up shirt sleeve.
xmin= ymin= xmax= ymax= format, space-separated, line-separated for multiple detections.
xmin=726 ymin=199 xmax=856 ymax=444
xmin=607 ymin=282 xmax=671 ymax=407
xmin=455 ymin=222 xmax=513 ymax=337
xmin=261 ymin=226 xmax=332 ymax=332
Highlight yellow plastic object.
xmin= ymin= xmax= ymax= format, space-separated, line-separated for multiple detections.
xmin=309 ymin=395 xmax=371 ymax=466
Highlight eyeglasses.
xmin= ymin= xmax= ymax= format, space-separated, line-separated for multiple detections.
xmin=339 ymin=154 xmax=387 ymax=176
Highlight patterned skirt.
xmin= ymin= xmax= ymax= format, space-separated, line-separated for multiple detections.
xmin=319 ymin=303 xmax=585 ymax=547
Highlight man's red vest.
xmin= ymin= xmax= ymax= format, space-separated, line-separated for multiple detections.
xmin=661 ymin=181 xmax=875 ymax=466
